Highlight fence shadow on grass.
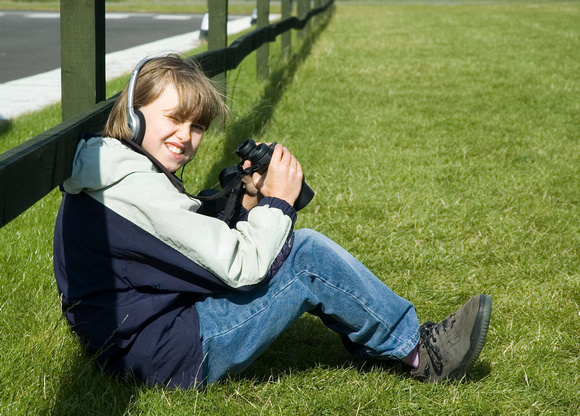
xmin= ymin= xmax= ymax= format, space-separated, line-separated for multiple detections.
xmin=0 ymin=120 xmax=11 ymax=137
xmin=197 ymin=13 xmax=332 ymax=193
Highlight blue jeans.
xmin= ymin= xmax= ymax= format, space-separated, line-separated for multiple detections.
xmin=196 ymin=229 xmax=419 ymax=384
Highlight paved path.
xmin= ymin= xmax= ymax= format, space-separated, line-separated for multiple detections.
xmin=0 ymin=11 xmax=210 ymax=82
xmin=0 ymin=12 xmax=257 ymax=121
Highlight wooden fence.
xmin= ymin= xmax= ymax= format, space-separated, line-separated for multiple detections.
xmin=0 ymin=0 xmax=334 ymax=229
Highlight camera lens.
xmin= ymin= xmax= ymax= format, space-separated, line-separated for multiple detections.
xmin=236 ymin=139 xmax=273 ymax=167
xmin=235 ymin=139 xmax=256 ymax=160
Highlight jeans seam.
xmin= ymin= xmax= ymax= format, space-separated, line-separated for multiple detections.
xmin=297 ymin=269 xmax=417 ymax=357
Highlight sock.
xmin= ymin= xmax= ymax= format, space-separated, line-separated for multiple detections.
xmin=401 ymin=343 xmax=420 ymax=368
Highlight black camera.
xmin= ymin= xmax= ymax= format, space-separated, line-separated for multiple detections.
xmin=220 ymin=138 xmax=314 ymax=211
xmin=236 ymin=138 xmax=275 ymax=172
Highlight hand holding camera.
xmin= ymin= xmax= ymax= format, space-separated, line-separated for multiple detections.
xmin=245 ymin=144 xmax=302 ymax=207
xmin=220 ymin=139 xmax=314 ymax=211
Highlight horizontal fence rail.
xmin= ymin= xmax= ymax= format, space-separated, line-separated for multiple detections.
xmin=0 ymin=0 xmax=334 ymax=228
xmin=197 ymin=0 xmax=334 ymax=77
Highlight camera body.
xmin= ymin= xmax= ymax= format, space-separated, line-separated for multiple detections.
xmin=220 ymin=139 xmax=314 ymax=211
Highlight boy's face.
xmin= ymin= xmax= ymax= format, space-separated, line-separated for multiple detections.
xmin=139 ymin=83 xmax=204 ymax=173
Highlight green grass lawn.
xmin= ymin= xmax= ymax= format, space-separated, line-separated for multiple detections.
xmin=1 ymin=2 xmax=580 ymax=415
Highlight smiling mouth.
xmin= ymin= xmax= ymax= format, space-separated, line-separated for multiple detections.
xmin=166 ymin=143 xmax=184 ymax=155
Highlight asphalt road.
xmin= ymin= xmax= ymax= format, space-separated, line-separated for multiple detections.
xmin=0 ymin=11 xmax=254 ymax=120
xmin=0 ymin=10 xmax=204 ymax=83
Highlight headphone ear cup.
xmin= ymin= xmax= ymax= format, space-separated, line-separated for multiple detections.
xmin=126 ymin=58 xmax=151 ymax=145
xmin=132 ymin=109 xmax=146 ymax=145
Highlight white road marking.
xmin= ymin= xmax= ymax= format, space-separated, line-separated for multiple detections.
xmin=154 ymin=15 xmax=193 ymax=21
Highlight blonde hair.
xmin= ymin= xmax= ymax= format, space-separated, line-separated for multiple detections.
xmin=103 ymin=54 xmax=227 ymax=140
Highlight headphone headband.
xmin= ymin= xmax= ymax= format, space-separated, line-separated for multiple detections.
xmin=126 ymin=58 xmax=152 ymax=145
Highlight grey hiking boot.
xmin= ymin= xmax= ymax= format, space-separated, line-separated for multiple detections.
xmin=410 ymin=294 xmax=492 ymax=382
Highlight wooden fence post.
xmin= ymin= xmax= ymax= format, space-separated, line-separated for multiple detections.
xmin=207 ymin=0 xmax=228 ymax=96
xmin=60 ymin=0 xmax=106 ymax=121
xmin=281 ymin=0 xmax=292 ymax=60
xmin=297 ymin=0 xmax=311 ymax=39
xmin=256 ymin=0 xmax=270 ymax=78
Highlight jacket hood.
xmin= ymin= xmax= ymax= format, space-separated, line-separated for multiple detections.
xmin=63 ymin=136 xmax=156 ymax=194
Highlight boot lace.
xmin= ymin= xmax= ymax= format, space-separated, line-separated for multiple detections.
xmin=419 ymin=314 xmax=456 ymax=376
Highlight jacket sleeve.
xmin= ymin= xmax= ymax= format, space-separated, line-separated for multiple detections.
xmin=85 ymin=170 xmax=297 ymax=289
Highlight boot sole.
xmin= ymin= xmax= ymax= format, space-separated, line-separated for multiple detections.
xmin=456 ymin=294 xmax=492 ymax=379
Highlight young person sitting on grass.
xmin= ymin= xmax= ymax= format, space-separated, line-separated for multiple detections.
xmin=53 ymin=54 xmax=492 ymax=389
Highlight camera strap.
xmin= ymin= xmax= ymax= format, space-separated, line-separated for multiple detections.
xmin=122 ymin=138 xmax=252 ymax=223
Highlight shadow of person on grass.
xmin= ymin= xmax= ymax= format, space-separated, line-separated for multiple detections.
xmin=227 ymin=316 xmax=492 ymax=386
xmin=50 ymin=346 xmax=139 ymax=416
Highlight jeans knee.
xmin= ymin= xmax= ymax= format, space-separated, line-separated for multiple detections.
xmin=294 ymin=228 xmax=329 ymax=250
xmin=291 ymin=229 xmax=343 ymax=274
